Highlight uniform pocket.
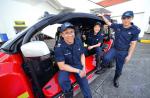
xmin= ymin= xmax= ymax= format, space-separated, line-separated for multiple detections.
xmin=125 ymin=32 xmax=133 ymax=41
xmin=64 ymin=51 xmax=73 ymax=63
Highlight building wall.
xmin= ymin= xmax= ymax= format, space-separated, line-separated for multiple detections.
xmin=106 ymin=0 xmax=150 ymax=37
xmin=0 ymin=0 xmax=59 ymax=39
xmin=58 ymin=0 xmax=102 ymax=13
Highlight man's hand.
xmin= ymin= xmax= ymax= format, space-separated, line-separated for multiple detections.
xmin=97 ymin=13 xmax=111 ymax=17
xmin=83 ymin=66 xmax=86 ymax=70
xmin=125 ymin=55 xmax=131 ymax=64
xmin=82 ymin=66 xmax=86 ymax=73
xmin=96 ymin=13 xmax=112 ymax=26
xmin=97 ymin=13 xmax=104 ymax=17
xmin=82 ymin=35 xmax=86 ymax=40
xmin=88 ymin=46 xmax=93 ymax=50
xmin=78 ymin=69 xmax=86 ymax=78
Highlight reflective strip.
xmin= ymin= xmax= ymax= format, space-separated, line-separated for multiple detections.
xmin=17 ymin=92 xmax=29 ymax=98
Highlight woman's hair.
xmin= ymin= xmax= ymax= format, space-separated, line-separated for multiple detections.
xmin=94 ymin=22 xmax=102 ymax=27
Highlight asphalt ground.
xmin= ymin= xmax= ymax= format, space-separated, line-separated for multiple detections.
xmin=76 ymin=42 xmax=150 ymax=98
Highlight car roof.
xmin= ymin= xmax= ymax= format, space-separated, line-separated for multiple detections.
xmin=1 ymin=12 xmax=104 ymax=53
xmin=45 ymin=12 xmax=104 ymax=25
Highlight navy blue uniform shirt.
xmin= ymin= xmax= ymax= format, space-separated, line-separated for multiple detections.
xmin=86 ymin=32 xmax=104 ymax=46
xmin=110 ymin=23 xmax=141 ymax=50
xmin=54 ymin=38 xmax=84 ymax=66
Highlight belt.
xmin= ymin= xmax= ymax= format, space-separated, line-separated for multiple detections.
xmin=114 ymin=47 xmax=128 ymax=51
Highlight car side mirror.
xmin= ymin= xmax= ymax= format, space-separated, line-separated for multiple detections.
xmin=21 ymin=41 xmax=50 ymax=57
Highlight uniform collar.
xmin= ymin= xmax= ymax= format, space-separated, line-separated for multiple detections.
xmin=61 ymin=38 xmax=76 ymax=48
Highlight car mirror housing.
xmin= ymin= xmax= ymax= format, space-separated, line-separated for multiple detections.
xmin=21 ymin=41 xmax=50 ymax=57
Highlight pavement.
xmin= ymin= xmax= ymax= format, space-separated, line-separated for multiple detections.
xmin=139 ymin=33 xmax=150 ymax=44
xmin=76 ymin=42 xmax=150 ymax=98
xmin=142 ymin=33 xmax=150 ymax=39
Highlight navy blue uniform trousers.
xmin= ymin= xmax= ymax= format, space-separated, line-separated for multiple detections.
xmin=102 ymin=48 xmax=128 ymax=75
xmin=58 ymin=65 xmax=92 ymax=98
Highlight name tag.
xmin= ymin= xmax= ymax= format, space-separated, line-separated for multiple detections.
xmin=78 ymin=48 xmax=81 ymax=51
xmin=64 ymin=53 xmax=71 ymax=55
xmin=128 ymin=32 xmax=131 ymax=35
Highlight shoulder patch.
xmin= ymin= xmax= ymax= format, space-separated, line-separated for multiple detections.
xmin=56 ymin=43 xmax=61 ymax=47
xmin=128 ymin=32 xmax=132 ymax=35
xmin=117 ymin=28 xmax=121 ymax=32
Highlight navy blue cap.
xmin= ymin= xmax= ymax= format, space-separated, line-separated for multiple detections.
xmin=94 ymin=22 xmax=102 ymax=27
xmin=122 ymin=11 xmax=134 ymax=18
xmin=60 ymin=22 xmax=74 ymax=32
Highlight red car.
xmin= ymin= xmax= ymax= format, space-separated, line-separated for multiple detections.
xmin=0 ymin=12 xmax=113 ymax=98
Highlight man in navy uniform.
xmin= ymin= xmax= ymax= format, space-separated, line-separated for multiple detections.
xmin=54 ymin=22 xmax=92 ymax=98
xmin=98 ymin=11 xmax=141 ymax=87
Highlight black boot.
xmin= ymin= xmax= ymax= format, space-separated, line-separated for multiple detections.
xmin=95 ymin=55 xmax=101 ymax=69
xmin=113 ymin=73 xmax=121 ymax=88
xmin=107 ymin=59 xmax=115 ymax=68
xmin=95 ymin=55 xmax=107 ymax=74
xmin=64 ymin=90 xmax=73 ymax=98
xmin=95 ymin=64 xmax=106 ymax=74
xmin=95 ymin=56 xmax=103 ymax=74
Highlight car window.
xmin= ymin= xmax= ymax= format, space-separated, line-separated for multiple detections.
xmin=41 ymin=24 xmax=62 ymax=39
xmin=30 ymin=24 xmax=62 ymax=50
